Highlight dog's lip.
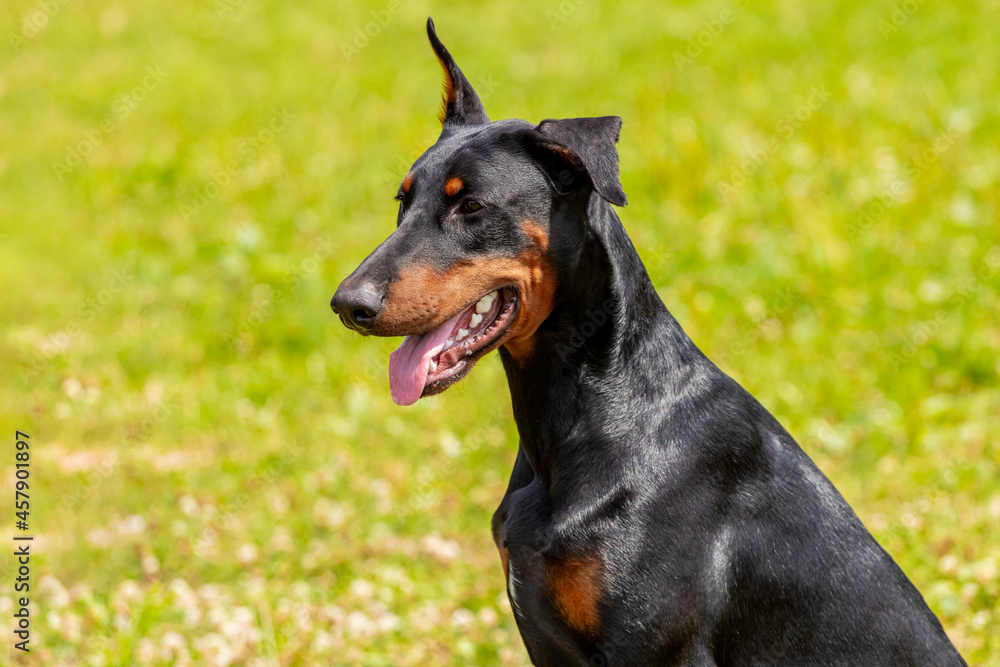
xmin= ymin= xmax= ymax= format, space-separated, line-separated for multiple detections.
xmin=421 ymin=287 xmax=520 ymax=396
xmin=429 ymin=286 xmax=517 ymax=368
xmin=386 ymin=286 xmax=521 ymax=405
xmin=392 ymin=287 xmax=515 ymax=339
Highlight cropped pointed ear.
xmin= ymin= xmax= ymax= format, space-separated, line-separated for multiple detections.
xmin=426 ymin=18 xmax=490 ymax=130
xmin=524 ymin=116 xmax=627 ymax=207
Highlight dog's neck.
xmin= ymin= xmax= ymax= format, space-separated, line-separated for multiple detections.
xmin=499 ymin=193 xmax=703 ymax=482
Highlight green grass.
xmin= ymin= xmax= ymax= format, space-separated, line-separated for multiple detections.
xmin=1 ymin=0 xmax=998 ymax=664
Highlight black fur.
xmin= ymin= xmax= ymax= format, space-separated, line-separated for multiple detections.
xmin=331 ymin=19 xmax=967 ymax=667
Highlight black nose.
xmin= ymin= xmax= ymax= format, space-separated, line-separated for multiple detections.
xmin=330 ymin=280 xmax=383 ymax=333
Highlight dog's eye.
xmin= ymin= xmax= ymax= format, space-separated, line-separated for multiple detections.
xmin=460 ymin=200 xmax=483 ymax=214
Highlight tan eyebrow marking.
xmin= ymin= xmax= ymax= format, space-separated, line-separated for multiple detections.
xmin=444 ymin=177 xmax=464 ymax=197
xmin=401 ymin=173 xmax=413 ymax=194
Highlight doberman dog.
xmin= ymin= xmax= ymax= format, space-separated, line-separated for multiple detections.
xmin=330 ymin=19 xmax=967 ymax=667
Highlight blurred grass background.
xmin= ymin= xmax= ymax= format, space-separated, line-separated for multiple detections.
xmin=1 ymin=0 xmax=998 ymax=664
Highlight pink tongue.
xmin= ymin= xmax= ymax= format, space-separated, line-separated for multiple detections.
xmin=388 ymin=310 xmax=466 ymax=406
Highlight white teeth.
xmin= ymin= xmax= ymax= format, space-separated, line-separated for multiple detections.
xmin=456 ymin=328 xmax=468 ymax=341
xmin=469 ymin=313 xmax=483 ymax=328
xmin=428 ymin=359 xmax=437 ymax=372
xmin=476 ymin=290 xmax=498 ymax=314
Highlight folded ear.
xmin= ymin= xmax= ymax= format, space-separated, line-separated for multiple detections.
xmin=525 ymin=116 xmax=627 ymax=207
xmin=426 ymin=18 xmax=490 ymax=130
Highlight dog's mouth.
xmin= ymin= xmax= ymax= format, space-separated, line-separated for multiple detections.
xmin=388 ymin=287 xmax=519 ymax=406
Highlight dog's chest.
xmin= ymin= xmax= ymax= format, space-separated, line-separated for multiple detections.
xmin=498 ymin=477 xmax=608 ymax=659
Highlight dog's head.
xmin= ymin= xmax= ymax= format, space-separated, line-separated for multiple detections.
xmin=331 ymin=18 xmax=627 ymax=405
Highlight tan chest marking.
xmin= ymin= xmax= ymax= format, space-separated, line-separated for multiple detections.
xmin=543 ymin=555 xmax=602 ymax=638
xmin=493 ymin=530 xmax=509 ymax=581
